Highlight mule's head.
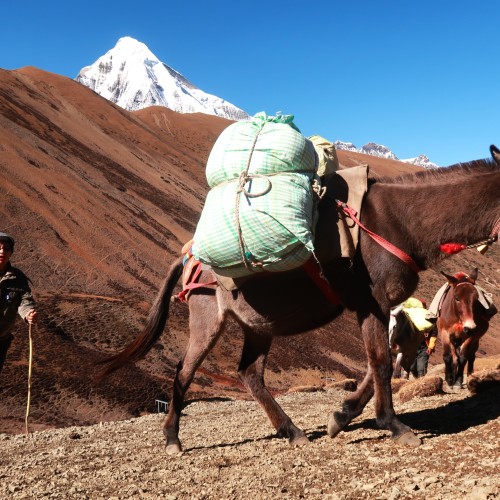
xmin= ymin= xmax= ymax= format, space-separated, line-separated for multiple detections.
xmin=441 ymin=269 xmax=480 ymax=333
xmin=441 ymin=267 xmax=478 ymax=286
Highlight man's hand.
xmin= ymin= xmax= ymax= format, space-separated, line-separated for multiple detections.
xmin=426 ymin=347 xmax=434 ymax=356
xmin=26 ymin=310 xmax=38 ymax=324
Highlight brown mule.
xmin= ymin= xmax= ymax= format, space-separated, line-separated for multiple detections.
xmin=99 ymin=146 xmax=500 ymax=453
xmin=438 ymin=268 xmax=497 ymax=391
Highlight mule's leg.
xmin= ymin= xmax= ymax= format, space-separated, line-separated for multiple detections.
xmin=163 ymin=295 xmax=225 ymax=454
xmin=237 ymin=331 xmax=309 ymax=446
xmin=393 ymin=352 xmax=403 ymax=378
xmin=327 ymin=368 xmax=374 ymax=437
xmin=329 ymin=314 xmax=420 ymax=446
xmin=367 ymin=318 xmax=421 ymax=446
xmin=466 ymin=350 xmax=477 ymax=378
xmin=454 ymin=346 xmax=468 ymax=389
xmin=458 ymin=338 xmax=478 ymax=388
xmin=441 ymin=333 xmax=455 ymax=388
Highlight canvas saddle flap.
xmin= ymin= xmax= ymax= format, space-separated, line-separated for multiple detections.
xmin=428 ymin=282 xmax=496 ymax=319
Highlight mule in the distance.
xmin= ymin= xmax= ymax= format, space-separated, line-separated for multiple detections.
xmin=438 ymin=268 xmax=497 ymax=391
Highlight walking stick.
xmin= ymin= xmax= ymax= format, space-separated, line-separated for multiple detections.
xmin=25 ymin=321 xmax=33 ymax=434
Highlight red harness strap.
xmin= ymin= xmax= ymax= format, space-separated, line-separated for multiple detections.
xmin=302 ymin=257 xmax=342 ymax=305
xmin=176 ymin=246 xmax=217 ymax=303
xmin=336 ymin=200 xmax=421 ymax=274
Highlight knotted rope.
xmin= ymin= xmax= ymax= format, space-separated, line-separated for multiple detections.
xmin=234 ymin=123 xmax=270 ymax=272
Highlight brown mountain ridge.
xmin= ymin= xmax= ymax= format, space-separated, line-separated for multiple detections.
xmin=0 ymin=67 xmax=498 ymax=434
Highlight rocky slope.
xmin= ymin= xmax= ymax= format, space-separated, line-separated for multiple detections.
xmin=1 ymin=365 xmax=499 ymax=499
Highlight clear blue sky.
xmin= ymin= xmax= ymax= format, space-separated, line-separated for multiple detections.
xmin=2 ymin=1 xmax=499 ymax=166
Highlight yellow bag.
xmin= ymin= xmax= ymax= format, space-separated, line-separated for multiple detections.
xmin=401 ymin=298 xmax=433 ymax=332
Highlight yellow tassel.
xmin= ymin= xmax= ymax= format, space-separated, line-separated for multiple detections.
xmin=477 ymin=244 xmax=489 ymax=254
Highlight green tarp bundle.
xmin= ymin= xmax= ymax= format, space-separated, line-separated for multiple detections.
xmin=192 ymin=112 xmax=319 ymax=278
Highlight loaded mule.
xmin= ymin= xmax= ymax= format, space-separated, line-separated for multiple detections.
xmin=99 ymin=145 xmax=500 ymax=453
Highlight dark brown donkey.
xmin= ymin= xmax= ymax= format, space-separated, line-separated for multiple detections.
xmin=437 ymin=268 xmax=497 ymax=391
xmin=99 ymin=145 xmax=500 ymax=453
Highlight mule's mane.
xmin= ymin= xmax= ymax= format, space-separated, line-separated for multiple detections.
xmin=372 ymin=157 xmax=499 ymax=186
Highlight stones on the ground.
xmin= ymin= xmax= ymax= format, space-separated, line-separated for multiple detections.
xmin=467 ymin=369 xmax=500 ymax=394
xmin=397 ymin=375 xmax=443 ymax=402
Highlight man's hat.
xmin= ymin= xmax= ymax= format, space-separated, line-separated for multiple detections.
xmin=0 ymin=232 xmax=15 ymax=251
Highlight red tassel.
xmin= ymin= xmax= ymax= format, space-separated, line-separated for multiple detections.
xmin=440 ymin=243 xmax=467 ymax=255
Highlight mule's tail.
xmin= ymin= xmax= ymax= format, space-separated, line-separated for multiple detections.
xmin=96 ymin=256 xmax=184 ymax=381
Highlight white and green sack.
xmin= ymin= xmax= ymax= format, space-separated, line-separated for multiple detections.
xmin=192 ymin=112 xmax=319 ymax=278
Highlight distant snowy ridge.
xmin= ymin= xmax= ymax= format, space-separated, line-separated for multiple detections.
xmin=334 ymin=140 xmax=439 ymax=168
xmin=75 ymin=37 xmax=249 ymax=121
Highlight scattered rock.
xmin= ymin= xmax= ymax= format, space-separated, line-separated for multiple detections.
xmin=325 ymin=378 xmax=358 ymax=392
xmin=397 ymin=375 xmax=443 ymax=402
xmin=391 ymin=378 xmax=409 ymax=394
xmin=467 ymin=369 xmax=500 ymax=394
xmin=1 ymin=388 xmax=499 ymax=499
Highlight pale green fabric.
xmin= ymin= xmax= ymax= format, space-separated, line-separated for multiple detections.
xmin=192 ymin=112 xmax=318 ymax=278
xmin=205 ymin=112 xmax=317 ymax=187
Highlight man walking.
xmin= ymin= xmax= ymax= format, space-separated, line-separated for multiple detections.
xmin=0 ymin=232 xmax=37 ymax=377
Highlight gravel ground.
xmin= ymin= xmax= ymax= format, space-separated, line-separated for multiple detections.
xmin=1 ymin=385 xmax=498 ymax=500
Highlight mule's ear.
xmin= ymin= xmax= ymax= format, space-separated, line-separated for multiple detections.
xmin=469 ymin=268 xmax=479 ymax=282
xmin=490 ymin=145 xmax=500 ymax=166
xmin=441 ymin=270 xmax=458 ymax=284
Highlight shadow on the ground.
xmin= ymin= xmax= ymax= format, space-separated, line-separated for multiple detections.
xmin=331 ymin=387 xmax=500 ymax=440
xmin=184 ymin=396 xmax=235 ymax=406
xmin=184 ymin=387 xmax=500 ymax=451
xmin=398 ymin=387 xmax=500 ymax=435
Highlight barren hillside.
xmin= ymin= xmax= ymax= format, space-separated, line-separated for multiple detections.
xmin=0 ymin=67 xmax=498 ymax=435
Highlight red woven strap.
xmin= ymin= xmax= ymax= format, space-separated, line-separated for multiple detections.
xmin=302 ymin=257 xmax=342 ymax=305
xmin=177 ymin=258 xmax=217 ymax=303
xmin=336 ymin=200 xmax=421 ymax=274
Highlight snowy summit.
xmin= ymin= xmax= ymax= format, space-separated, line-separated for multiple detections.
xmin=75 ymin=36 xmax=438 ymax=167
xmin=75 ymin=37 xmax=249 ymax=121
xmin=335 ymin=140 xmax=439 ymax=168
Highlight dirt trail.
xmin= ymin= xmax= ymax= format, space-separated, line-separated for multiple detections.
xmin=1 ymin=380 xmax=498 ymax=499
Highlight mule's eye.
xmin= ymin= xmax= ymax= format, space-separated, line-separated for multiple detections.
xmin=454 ymin=295 xmax=460 ymax=302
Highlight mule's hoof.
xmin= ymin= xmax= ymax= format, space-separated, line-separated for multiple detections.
xmin=290 ymin=435 xmax=310 ymax=447
xmin=443 ymin=382 xmax=458 ymax=394
xmin=165 ymin=442 xmax=183 ymax=455
xmin=327 ymin=414 xmax=343 ymax=438
xmin=393 ymin=431 xmax=421 ymax=447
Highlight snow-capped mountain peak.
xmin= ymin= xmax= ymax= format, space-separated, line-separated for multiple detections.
xmin=401 ymin=154 xmax=439 ymax=169
xmin=333 ymin=140 xmax=358 ymax=152
xmin=360 ymin=142 xmax=398 ymax=161
xmin=75 ymin=37 xmax=249 ymax=120
xmin=76 ymin=37 xmax=438 ymax=167
xmin=334 ymin=140 xmax=439 ymax=168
